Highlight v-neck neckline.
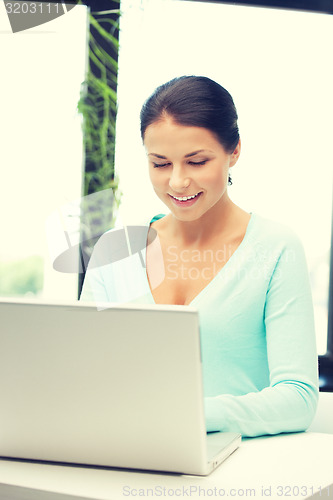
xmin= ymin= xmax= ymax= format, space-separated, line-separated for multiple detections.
xmin=144 ymin=213 xmax=255 ymax=306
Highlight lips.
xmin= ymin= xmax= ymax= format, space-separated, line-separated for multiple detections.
xmin=169 ymin=192 xmax=201 ymax=202
xmin=168 ymin=192 xmax=202 ymax=206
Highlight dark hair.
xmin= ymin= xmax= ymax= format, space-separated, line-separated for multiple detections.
xmin=140 ymin=76 xmax=239 ymax=185
xmin=140 ymin=75 xmax=239 ymax=152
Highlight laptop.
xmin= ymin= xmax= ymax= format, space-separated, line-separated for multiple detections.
xmin=0 ymin=299 xmax=241 ymax=476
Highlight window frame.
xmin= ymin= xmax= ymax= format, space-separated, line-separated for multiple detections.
xmin=319 ymin=201 xmax=333 ymax=391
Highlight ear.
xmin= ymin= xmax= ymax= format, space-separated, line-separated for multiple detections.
xmin=229 ymin=139 xmax=241 ymax=168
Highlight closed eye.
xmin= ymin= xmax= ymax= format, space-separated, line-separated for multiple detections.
xmin=153 ymin=162 xmax=171 ymax=168
xmin=188 ymin=160 xmax=208 ymax=166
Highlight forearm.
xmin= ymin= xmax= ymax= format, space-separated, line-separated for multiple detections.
xmin=205 ymin=379 xmax=319 ymax=437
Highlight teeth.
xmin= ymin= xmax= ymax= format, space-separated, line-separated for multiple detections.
xmin=172 ymin=193 xmax=200 ymax=201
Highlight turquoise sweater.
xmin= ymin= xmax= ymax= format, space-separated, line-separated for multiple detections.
xmin=80 ymin=213 xmax=319 ymax=437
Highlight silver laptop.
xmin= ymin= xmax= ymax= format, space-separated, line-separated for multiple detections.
xmin=0 ymin=299 xmax=240 ymax=476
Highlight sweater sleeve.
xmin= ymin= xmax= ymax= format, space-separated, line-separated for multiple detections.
xmin=79 ymin=230 xmax=119 ymax=306
xmin=79 ymin=250 xmax=111 ymax=306
xmin=204 ymin=231 xmax=319 ymax=437
xmin=79 ymin=225 xmax=153 ymax=306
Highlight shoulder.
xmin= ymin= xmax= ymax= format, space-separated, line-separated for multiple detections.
xmin=246 ymin=214 xmax=311 ymax=289
xmin=90 ymin=219 xmax=151 ymax=267
xmin=246 ymin=214 xmax=308 ymax=275
xmin=250 ymin=213 xmax=304 ymax=250
xmin=150 ymin=213 xmax=166 ymax=225
xmin=149 ymin=214 xmax=169 ymax=235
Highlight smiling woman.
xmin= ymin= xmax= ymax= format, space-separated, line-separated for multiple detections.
xmin=81 ymin=74 xmax=319 ymax=438
xmin=145 ymin=122 xmax=240 ymax=215
xmin=138 ymin=76 xmax=249 ymax=306
xmin=141 ymin=76 xmax=241 ymax=223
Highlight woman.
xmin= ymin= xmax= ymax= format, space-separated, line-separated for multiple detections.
xmin=81 ymin=75 xmax=319 ymax=437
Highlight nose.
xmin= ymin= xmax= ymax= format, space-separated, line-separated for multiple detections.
xmin=169 ymin=165 xmax=190 ymax=192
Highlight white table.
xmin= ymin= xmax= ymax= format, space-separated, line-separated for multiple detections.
xmin=0 ymin=432 xmax=332 ymax=499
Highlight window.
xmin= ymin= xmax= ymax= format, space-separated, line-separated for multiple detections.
xmin=0 ymin=3 xmax=88 ymax=301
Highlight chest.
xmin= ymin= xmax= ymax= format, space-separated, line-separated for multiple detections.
xmin=146 ymin=237 xmax=242 ymax=305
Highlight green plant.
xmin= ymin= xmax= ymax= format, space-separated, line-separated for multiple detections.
xmin=76 ymin=3 xmax=122 ymax=290
xmin=77 ymin=2 xmax=121 ymax=226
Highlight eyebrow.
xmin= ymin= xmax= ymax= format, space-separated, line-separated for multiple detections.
xmin=148 ymin=153 xmax=168 ymax=159
xmin=148 ymin=150 xmax=211 ymax=159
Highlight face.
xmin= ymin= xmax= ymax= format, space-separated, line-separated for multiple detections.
xmin=144 ymin=117 xmax=241 ymax=222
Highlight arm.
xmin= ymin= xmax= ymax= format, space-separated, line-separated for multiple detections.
xmin=79 ymin=232 xmax=117 ymax=305
xmin=205 ymin=232 xmax=319 ymax=437
xmin=80 ymin=227 xmax=152 ymax=306
xmin=80 ymin=259 xmax=110 ymax=305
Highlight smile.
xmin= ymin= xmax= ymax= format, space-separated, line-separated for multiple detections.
xmin=169 ymin=192 xmax=201 ymax=202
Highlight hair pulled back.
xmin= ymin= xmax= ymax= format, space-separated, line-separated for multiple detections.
xmin=140 ymin=75 xmax=240 ymax=156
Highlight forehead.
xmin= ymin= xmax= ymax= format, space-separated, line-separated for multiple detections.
xmin=143 ymin=118 xmax=224 ymax=155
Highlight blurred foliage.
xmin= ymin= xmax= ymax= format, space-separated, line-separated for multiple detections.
xmin=77 ymin=2 xmax=121 ymax=226
xmin=76 ymin=3 xmax=121 ymax=290
xmin=77 ymin=0 xmax=120 ymax=295
xmin=0 ymin=256 xmax=44 ymax=297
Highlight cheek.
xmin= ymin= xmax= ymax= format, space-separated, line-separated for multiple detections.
xmin=149 ymin=168 xmax=166 ymax=190
xmin=200 ymin=165 xmax=227 ymax=188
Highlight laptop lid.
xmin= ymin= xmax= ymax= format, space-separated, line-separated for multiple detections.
xmin=0 ymin=299 xmax=215 ymax=474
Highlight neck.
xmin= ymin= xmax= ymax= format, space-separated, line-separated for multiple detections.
xmin=169 ymin=195 xmax=237 ymax=246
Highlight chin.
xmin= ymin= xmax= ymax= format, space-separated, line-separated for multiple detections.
xmin=171 ymin=210 xmax=204 ymax=223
